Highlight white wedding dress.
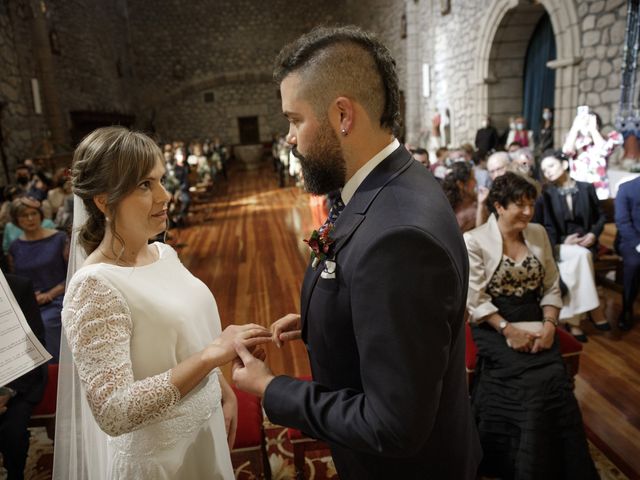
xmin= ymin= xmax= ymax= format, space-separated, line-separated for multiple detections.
xmin=60 ymin=242 xmax=234 ymax=479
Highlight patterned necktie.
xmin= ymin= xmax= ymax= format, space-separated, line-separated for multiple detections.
xmin=318 ymin=195 xmax=345 ymax=236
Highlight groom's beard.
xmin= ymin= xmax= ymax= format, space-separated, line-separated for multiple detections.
xmin=292 ymin=123 xmax=346 ymax=195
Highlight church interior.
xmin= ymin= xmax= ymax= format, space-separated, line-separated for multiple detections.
xmin=1 ymin=0 xmax=640 ymax=478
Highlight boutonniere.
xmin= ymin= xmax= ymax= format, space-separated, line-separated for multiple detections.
xmin=304 ymin=225 xmax=336 ymax=270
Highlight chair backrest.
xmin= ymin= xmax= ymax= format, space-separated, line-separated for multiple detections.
xmin=232 ymin=385 xmax=263 ymax=449
xmin=32 ymin=363 xmax=58 ymax=416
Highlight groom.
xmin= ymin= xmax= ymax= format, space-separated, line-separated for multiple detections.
xmin=233 ymin=25 xmax=481 ymax=479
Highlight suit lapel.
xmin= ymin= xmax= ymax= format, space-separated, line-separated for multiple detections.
xmin=300 ymin=145 xmax=414 ymax=336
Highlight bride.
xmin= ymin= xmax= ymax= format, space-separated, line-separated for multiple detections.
xmin=53 ymin=126 xmax=271 ymax=479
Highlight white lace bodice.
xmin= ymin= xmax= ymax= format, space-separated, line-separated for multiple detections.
xmin=61 ymin=243 xmax=232 ymax=479
xmin=63 ymin=274 xmax=182 ymax=436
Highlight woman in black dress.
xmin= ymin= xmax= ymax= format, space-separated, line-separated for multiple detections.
xmin=464 ymin=172 xmax=598 ymax=479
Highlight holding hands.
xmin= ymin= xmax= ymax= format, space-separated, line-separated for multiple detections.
xmin=205 ymin=323 xmax=272 ymax=366
xmin=231 ymin=313 xmax=301 ymax=396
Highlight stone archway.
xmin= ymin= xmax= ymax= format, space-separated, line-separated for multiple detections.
xmin=473 ymin=0 xmax=582 ymax=146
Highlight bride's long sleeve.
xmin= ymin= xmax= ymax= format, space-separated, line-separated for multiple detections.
xmin=62 ymin=273 xmax=182 ymax=437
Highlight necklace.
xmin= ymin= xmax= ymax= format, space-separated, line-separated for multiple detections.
xmin=98 ymin=247 xmax=135 ymax=266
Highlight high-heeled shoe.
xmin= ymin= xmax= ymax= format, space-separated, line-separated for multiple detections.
xmin=589 ymin=315 xmax=612 ymax=331
xmin=565 ymin=324 xmax=588 ymax=343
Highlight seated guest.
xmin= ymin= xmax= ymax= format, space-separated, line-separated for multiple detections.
xmin=464 ymin=172 xmax=598 ymax=479
xmin=511 ymin=147 xmax=538 ymax=180
xmin=443 ymin=162 xmax=488 ymax=232
xmin=8 ymin=197 xmax=68 ymax=362
xmin=0 ymin=274 xmax=47 ymax=480
xmin=430 ymin=147 xmax=449 ymax=180
xmin=2 ymin=194 xmax=56 ymax=256
xmin=615 ymin=176 xmax=640 ymax=330
xmin=539 ymin=150 xmax=610 ymax=341
xmin=487 ymin=151 xmax=511 ymax=182
xmin=411 ymin=147 xmax=429 ymax=168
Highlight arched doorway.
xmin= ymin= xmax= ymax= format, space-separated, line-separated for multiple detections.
xmin=486 ymin=2 xmax=548 ymax=138
xmin=473 ymin=0 xmax=581 ymax=147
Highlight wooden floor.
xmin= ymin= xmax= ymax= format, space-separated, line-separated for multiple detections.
xmin=175 ymin=160 xmax=640 ymax=479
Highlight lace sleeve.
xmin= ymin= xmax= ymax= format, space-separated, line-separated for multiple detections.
xmin=62 ymin=274 xmax=181 ymax=437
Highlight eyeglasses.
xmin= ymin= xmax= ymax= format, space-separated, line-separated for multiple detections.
xmin=17 ymin=212 xmax=40 ymax=220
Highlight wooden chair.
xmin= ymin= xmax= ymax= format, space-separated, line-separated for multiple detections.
xmin=230 ymin=386 xmax=271 ymax=479
xmin=285 ymin=376 xmax=330 ymax=480
xmin=594 ymin=198 xmax=624 ymax=292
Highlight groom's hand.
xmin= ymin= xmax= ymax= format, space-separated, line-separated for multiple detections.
xmin=232 ymin=342 xmax=274 ymax=397
xmin=271 ymin=313 xmax=302 ymax=347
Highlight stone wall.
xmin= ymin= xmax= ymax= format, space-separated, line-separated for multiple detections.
xmin=398 ymin=0 xmax=627 ymax=150
xmin=127 ymin=0 xmax=344 ymax=144
xmin=346 ymin=0 xmax=408 ymax=136
xmin=0 ymin=1 xmax=48 ymax=180
xmin=0 ymin=0 xmax=630 ymax=181
xmin=47 ymin=0 xmax=136 ymax=120
xmin=577 ymin=0 xmax=627 ymax=128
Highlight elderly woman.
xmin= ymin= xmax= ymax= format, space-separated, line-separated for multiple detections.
xmin=540 ymin=150 xmax=611 ymax=341
xmin=464 ymin=172 xmax=597 ymax=479
xmin=8 ymin=196 xmax=68 ymax=362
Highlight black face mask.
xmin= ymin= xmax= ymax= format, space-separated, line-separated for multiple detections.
xmin=16 ymin=177 xmax=29 ymax=186
xmin=27 ymin=187 xmax=47 ymax=202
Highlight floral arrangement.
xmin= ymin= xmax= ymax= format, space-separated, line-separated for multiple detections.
xmin=304 ymin=226 xmax=336 ymax=269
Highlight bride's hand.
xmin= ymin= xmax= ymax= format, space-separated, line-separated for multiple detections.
xmin=205 ymin=324 xmax=272 ymax=365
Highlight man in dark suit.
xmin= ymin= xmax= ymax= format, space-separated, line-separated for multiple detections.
xmin=232 ymin=26 xmax=481 ymax=479
xmin=0 ymin=274 xmax=47 ymax=480
xmin=615 ymin=176 xmax=640 ymax=330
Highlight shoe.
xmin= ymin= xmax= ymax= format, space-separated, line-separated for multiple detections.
xmin=565 ymin=324 xmax=588 ymax=343
xmin=618 ymin=311 xmax=633 ymax=331
xmin=589 ymin=316 xmax=612 ymax=331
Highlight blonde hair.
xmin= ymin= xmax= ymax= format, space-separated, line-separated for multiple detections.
xmin=71 ymin=126 xmax=162 ymax=255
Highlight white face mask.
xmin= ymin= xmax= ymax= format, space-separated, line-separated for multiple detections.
xmin=516 ymin=123 xmax=525 ymax=131
xmin=481 ymin=121 xmax=488 ymax=128
xmin=509 ymin=123 xmax=516 ymax=130
xmin=543 ymin=111 xmax=553 ymax=121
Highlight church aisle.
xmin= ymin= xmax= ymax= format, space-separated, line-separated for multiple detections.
xmin=175 ymin=162 xmax=314 ymax=380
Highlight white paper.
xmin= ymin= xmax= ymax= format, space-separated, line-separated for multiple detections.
xmin=0 ymin=272 xmax=52 ymax=386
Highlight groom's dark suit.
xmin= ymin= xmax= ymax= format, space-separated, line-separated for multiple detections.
xmin=263 ymin=145 xmax=481 ymax=479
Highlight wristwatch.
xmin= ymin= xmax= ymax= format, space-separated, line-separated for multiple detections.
xmin=499 ymin=320 xmax=509 ymax=335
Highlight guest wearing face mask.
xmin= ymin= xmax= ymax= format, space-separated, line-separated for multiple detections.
xmin=14 ymin=164 xmax=32 ymax=193
xmin=506 ymin=116 xmax=535 ymax=151
xmin=536 ymin=107 xmax=554 ymax=157
xmin=475 ymin=116 xmax=499 ymax=155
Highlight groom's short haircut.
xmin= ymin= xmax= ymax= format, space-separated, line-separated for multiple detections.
xmin=274 ymin=25 xmax=400 ymax=135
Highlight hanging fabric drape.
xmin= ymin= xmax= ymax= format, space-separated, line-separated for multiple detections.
xmin=523 ymin=13 xmax=557 ymax=136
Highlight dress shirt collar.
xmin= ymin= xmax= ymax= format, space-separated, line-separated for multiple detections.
xmin=341 ymin=138 xmax=400 ymax=205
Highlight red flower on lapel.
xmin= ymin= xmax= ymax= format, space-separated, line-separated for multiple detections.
xmin=304 ymin=225 xmax=336 ymax=269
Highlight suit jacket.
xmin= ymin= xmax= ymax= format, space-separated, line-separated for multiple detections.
xmin=615 ymin=176 xmax=640 ymax=251
xmin=541 ymin=181 xmax=605 ymax=250
xmin=5 ymin=273 xmax=47 ymax=403
xmin=464 ymin=214 xmax=563 ymax=324
xmin=263 ymin=146 xmax=482 ymax=479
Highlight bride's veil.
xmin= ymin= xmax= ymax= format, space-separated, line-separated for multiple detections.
xmin=53 ymin=195 xmax=110 ymax=479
